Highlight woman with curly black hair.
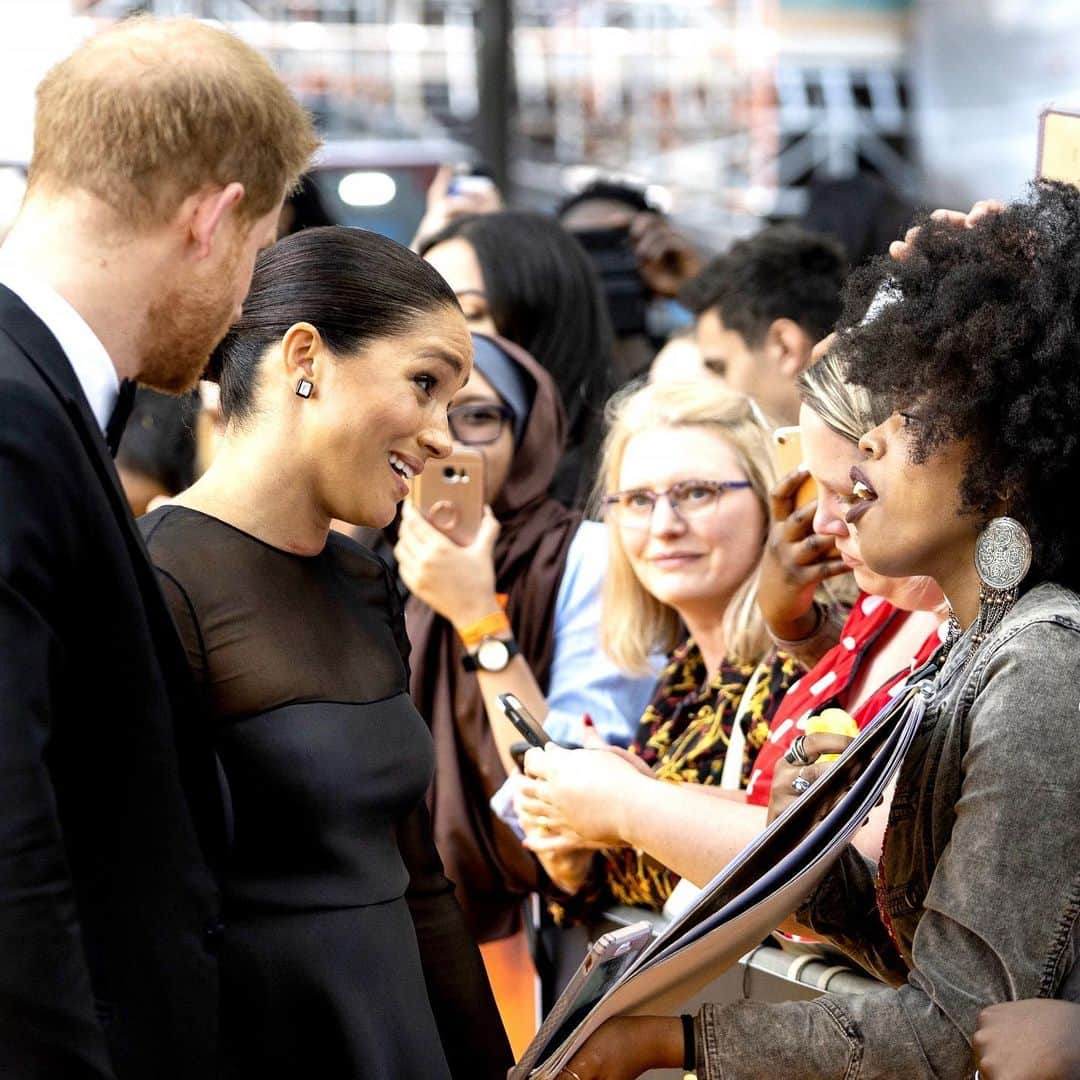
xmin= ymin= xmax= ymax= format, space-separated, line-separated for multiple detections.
xmin=550 ymin=180 xmax=1080 ymax=1080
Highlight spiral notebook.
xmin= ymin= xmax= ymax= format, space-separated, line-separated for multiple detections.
xmin=512 ymin=672 xmax=934 ymax=1080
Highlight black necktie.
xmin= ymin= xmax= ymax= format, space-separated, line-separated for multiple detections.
xmin=105 ymin=379 xmax=136 ymax=457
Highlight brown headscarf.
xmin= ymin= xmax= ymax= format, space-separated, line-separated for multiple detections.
xmin=406 ymin=335 xmax=582 ymax=942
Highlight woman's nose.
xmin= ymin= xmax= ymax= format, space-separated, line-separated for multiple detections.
xmin=421 ymin=418 xmax=453 ymax=460
xmin=649 ymin=496 xmax=686 ymax=536
xmin=813 ymin=496 xmax=849 ymax=538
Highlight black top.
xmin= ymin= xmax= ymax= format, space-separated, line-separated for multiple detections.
xmin=140 ymin=506 xmax=512 ymax=1079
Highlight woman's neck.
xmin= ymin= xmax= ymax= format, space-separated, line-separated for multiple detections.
xmin=936 ymin=559 xmax=982 ymax=631
xmin=176 ymin=432 xmax=331 ymax=556
xmin=680 ymin=604 xmax=730 ymax=677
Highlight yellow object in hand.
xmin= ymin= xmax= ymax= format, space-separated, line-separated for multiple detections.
xmin=804 ymin=708 xmax=859 ymax=762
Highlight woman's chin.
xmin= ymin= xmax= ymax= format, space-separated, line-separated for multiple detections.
xmin=334 ymin=499 xmax=399 ymax=533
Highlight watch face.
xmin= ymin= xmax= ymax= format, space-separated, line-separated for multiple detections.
xmin=476 ymin=637 xmax=511 ymax=671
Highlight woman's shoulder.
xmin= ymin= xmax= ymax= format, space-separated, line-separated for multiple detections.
xmin=565 ymin=519 xmax=608 ymax=566
xmin=1009 ymin=581 xmax=1080 ymax=626
xmin=974 ymin=582 xmax=1080 ymax=663
xmin=138 ymin=504 xmax=214 ymax=578
xmin=325 ymin=528 xmax=396 ymax=581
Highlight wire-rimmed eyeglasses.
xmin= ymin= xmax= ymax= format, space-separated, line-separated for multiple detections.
xmin=603 ymin=479 xmax=752 ymax=528
xmin=447 ymin=402 xmax=515 ymax=446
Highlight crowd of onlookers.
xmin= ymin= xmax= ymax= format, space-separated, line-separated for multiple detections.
xmin=2 ymin=13 xmax=1079 ymax=1080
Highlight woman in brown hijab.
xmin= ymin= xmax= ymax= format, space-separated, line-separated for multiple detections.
xmin=395 ymin=334 xmax=656 ymax=943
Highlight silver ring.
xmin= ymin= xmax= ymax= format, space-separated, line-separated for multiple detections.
xmin=784 ymin=734 xmax=812 ymax=767
xmin=560 ymin=1070 xmax=584 ymax=1080
xmin=791 ymin=773 xmax=812 ymax=795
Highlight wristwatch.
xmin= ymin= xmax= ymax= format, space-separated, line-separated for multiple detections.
xmin=461 ymin=635 xmax=520 ymax=673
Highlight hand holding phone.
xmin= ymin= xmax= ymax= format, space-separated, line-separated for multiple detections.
xmin=772 ymin=426 xmax=817 ymax=510
xmin=1039 ymin=108 xmax=1080 ymax=188
xmin=409 ymin=448 xmax=485 ymax=546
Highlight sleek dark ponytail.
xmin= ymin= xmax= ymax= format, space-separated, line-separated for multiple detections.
xmin=209 ymin=226 xmax=460 ymax=422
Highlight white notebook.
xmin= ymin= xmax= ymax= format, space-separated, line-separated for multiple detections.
xmin=513 ymin=673 xmax=935 ymax=1080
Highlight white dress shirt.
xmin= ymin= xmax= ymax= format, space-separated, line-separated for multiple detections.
xmin=0 ymin=256 xmax=119 ymax=433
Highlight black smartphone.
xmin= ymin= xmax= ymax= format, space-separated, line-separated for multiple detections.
xmin=498 ymin=692 xmax=551 ymax=749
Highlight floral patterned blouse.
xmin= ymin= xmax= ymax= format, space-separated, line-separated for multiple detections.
xmin=550 ymin=641 xmax=802 ymax=924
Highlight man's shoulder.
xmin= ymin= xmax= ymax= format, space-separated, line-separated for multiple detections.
xmin=0 ymin=370 xmax=79 ymax=460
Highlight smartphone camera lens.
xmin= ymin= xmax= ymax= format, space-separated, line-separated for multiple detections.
xmin=443 ymin=465 xmax=457 ymax=480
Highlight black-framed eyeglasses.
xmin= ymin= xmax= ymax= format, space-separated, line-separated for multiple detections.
xmin=603 ymin=479 xmax=752 ymax=528
xmin=447 ymin=402 xmax=515 ymax=446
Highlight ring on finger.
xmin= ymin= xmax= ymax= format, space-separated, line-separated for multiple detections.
xmin=791 ymin=771 xmax=813 ymax=795
xmin=784 ymin=735 xmax=812 ymax=768
xmin=560 ymin=1069 xmax=584 ymax=1080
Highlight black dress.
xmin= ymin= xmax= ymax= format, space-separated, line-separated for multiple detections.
xmin=139 ymin=506 xmax=512 ymax=1079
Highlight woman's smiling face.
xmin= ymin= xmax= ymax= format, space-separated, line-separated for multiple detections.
xmin=614 ymin=425 xmax=766 ymax=618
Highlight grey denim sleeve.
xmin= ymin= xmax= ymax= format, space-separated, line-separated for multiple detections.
xmin=696 ymin=619 xmax=1080 ymax=1080
xmin=795 ymin=845 xmax=909 ymax=986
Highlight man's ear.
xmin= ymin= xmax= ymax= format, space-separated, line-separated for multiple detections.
xmin=187 ymin=183 xmax=246 ymax=260
xmin=766 ymin=318 xmax=815 ymax=378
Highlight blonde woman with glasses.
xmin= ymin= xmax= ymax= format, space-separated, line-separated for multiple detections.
xmin=515 ymin=380 xmax=802 ymax=916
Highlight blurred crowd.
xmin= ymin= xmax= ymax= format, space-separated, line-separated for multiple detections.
xmin=2 ymin=15 xmax=1079 ymax=1080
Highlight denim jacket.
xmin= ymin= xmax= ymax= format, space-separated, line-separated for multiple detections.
xmin=694 ymin=582 xmax=1080 ymax=1079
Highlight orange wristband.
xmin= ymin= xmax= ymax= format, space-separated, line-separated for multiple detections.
xmin=457 ymin=609 xmax=511 ymax=647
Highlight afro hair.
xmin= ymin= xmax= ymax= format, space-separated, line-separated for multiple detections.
xmin=833 ymin=179 xmax=1080 ymax=593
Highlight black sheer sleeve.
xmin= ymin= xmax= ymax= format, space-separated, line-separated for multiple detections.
xmin=396 ymin=801 xmax=514 ymax=1079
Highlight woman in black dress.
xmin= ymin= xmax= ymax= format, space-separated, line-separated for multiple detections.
xmin=139 ymin=227 xmax=512 ymax=1078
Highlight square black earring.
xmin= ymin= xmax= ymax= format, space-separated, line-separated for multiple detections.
xmin=295 ymin=379 xmax=314 ymax=399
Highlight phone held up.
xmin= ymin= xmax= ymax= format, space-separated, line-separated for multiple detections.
xmin=409 ymin=447 xmax=485 ymax=547
xmin=1038 ymin=107 xmax=1080 ymax=188
xmin=499 ymin=692 xmax=551 ymax=751
xmin=447 ymin=162 xmax=498 ymax=199
xmin=772 ymin=426 xmax=817 ymax=511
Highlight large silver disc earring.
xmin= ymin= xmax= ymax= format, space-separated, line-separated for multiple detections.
xmin=971 ymin=516 xmax=1032 ymax=647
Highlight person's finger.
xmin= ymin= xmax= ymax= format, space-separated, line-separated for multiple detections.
xmin=810 ymin=332 xmax=837 ymax=366
xmin=928 ymin=208 xmax=968 ymax=226
xmin=426 ymin=164 xmax=454 ymax=207
xmin=628 ymin=211 xmax=661 ymax=240
xmin=966 ymin=199 xmax=1005 ymax=226
xmin=403 ymin=500 xmax=455 ymax=546
xmin=634 ymin=229 xmax=671 ymax=264
xmin=515 ymin=777 xmax=543 ymax=801
xmin=801 ymin=732 xmax=855 ymax=761
xmin=523 ymin=744 xmax=559 ymax=778
xmin=470 ymin=506 xmax=501 ymax=555
xmin=778 ymin=497 xmax=817 ymax=542
xmin=770 ymin=466 xmax=812 ymax=523
xmin=581 ymin=723 xmax=607 ymax=749
xmin=516 ymin=795 xmax=557 ymax=820
xmin=807 ymin=557 xmax=849 ymax=582
xmin=523 ymin=833 xmax=585 ymax=855
xmin=788 ymin=531 xmax=838 ymax=567
xmin=390 ymin=525 xmax=424 ymax=565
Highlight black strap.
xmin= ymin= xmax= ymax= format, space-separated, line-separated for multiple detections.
xmin=681 ymin=1013 xmax=695 ymax=1072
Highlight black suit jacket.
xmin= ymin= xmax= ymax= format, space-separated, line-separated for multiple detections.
xmin=0 ymin=287 xmax=224 ymax=1078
